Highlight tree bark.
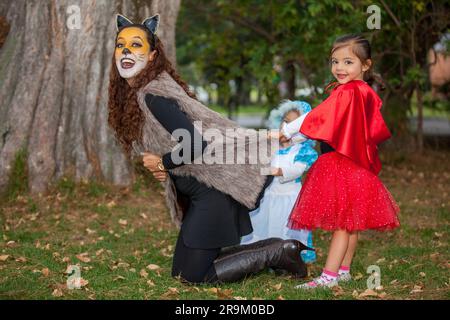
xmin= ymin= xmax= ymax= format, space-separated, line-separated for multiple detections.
xmin=0 ymin=0 xmax=180 ymax=195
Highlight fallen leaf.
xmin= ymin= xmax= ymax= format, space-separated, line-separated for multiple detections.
xmin=76 ymin=253 xmax=91 ymax=263
xmin=95 ymin=249 xmax=104 ymax=256
xmin=52 ymin=289 xmax=63 ymax=297
xmin=146 ymin=264 xmax=160 ymax=271
xmin=79 ymin=278 xmax=89 ymax=287
xmin=113 ymin=276 xmax=126 ymax=281
xmin=118 ymin=219 xmax=127 ymax=226
xmin=140 ymin=213 xmax=148 ymax=219
xmin=217 ymin=288 xmax=233 ymax=299
xmin=358 ymin=289 xmax=378 ymax=298
xmin=107 ymin=200 xmax=116 ymax=208
xmin=161 ymin=287 xmax=179 ymax=298
xmin=15 ymin=256 xmax=27 ymax=263
xmin=390 ymin=279 xmax=399 ymax=285
xmin=272 ymin=283 xmax=282 ymax=291
xmin=233 ymin=296 xmax=247 ymax=300
xmin=277 ymin=295 xmax=285 ymax=300
xmin=332 ymin=285 xmax=344 ymax=296
xmin=86 ymin=228 xmax=96 ymax=235
xmin=353 ymin=272 xmax=363 ymax=280
xmin=410 ymin=285 xmax=423 ymax=294
xmin=147 ymin=280 xmax=155 ymax=286
xmin=419 ymin=272 xmax=426 ymax=277
xmin=0 ymin=255 xmax=10 ymax=262
xmin=6 ymin=240 xmax=16 ymax=247
xmin=42 ymin=268 xmax=50 ymax=277
xmin=207 ymin=287 xmax=218 ymax=294
xmin=376 ymin=258 xmax=386 ymax=264
xmin=140 ymin=269 xmax=149 ymax=278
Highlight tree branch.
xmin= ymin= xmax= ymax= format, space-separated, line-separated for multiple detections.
xmin=380 ymin=0 xmax=401 ymax=27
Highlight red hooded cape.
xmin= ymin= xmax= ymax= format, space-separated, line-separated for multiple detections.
xmin=300 ymin=80 xmax=391 ymax=175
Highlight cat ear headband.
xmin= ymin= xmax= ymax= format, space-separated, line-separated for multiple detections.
xmin=116 ymin=13 xmax=160 ymax=35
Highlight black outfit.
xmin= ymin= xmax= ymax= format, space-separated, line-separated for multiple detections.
xmin=145 ymin=94 xmax=273 ymax=283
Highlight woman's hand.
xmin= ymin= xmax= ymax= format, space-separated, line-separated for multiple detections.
xmin=142 ymin=152 xmax=161 ymax=172
xmin=141 ymin=152 xmax=167 ymax=182
xmin=268 ymin=130 xmax=290 ymax=144
xmin=152 ymin=171 xmax=167 ymax=182
xmin=271 ymin=167 xmax=283 ymax=176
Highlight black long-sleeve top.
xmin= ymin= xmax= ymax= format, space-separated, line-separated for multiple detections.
xmin=144 ymin=94 xmax=208 ymax=170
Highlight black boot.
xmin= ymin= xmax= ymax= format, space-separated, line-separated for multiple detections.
xmin=219 ymin=237 xmax=282 ymax=256
xmin=213 ymin=239 xmax=312 ymax=283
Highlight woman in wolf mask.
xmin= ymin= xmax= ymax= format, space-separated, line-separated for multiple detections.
xmin=108 ymin=14 xmax=312 ymax=284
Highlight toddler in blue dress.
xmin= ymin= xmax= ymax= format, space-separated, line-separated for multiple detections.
xmin=241 ymin=100 xmax=318 ymax=263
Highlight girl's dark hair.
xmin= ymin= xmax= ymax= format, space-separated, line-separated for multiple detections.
xmin=326 ymin=34 xmax=385 ymax=92
xmin=108 ymin=25 xmax=196 ymax=158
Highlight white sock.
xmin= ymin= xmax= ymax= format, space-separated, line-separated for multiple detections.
xmin=321 ymin=269 xmax=338 ymax=282
xmin=338 ymin=266 xmax=350 ymax=275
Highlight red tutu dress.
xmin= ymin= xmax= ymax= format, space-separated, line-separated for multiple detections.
xmin=287 ymin=80 xmax=400 ymax=232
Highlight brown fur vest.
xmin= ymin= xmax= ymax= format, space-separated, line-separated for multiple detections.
xmin=131 ymin=71 xmax=274 ymax=227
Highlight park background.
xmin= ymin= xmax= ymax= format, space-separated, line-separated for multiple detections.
xmin=0 ymin=0 xmax=448 ymax=299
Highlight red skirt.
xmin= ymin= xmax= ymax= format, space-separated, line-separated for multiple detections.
xmin=288 ymin=152 xmax=400 ymax=232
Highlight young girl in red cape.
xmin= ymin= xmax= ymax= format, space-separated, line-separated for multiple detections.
xmin=280 ymin=34 xmax=400 ymax=289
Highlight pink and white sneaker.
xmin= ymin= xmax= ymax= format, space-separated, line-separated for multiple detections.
xmin=337 ymin=273 xmax=352 ymax=282
xmin=295 ymin=276 xmax=338 ymax=290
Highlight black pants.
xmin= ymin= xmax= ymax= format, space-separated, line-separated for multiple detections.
xmin=171 ymin=229 xmax=220 ymax=284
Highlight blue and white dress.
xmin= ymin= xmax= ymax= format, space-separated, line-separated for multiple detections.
xmin=241 ymin=140 xmax=318 ymax=263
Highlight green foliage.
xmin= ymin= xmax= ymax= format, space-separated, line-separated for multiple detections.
xmin=177 ymin=0 xmax=450 ymax=133
xmin=1 ymin=148 xmax=28 ymax=202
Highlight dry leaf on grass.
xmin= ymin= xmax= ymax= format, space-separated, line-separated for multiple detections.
xmin=118 ymin=219 xmax=127 ymax=226
xmin=52 ymin=288 xmax=63 ymax=297
xmin=86 ymin=228 xmax=96 ymax=235
xmin=217 ymin=288 xmax=233 ymax=299
xmin=410 ymin=285 xmax=423 ymax=294
xmin=140 ymin=269 xmax=149 ymax=278
xmin=353 ymin=273 xmax=363 ymax=280
xmin=332 ymin=285 xmax=344 ymax=296
xmin=76 ymin=253 xmax=91 ymax=263
xmin=358 ymin=289 xmax=379 ymax=298
xmin=6 ymin=241 xmax=16 ymax=247
xmin=146 ymin=264 xmax=160 ymax=271
xmin=107 ymin=200 xmax=117 ymax=208
xmin=161 ymin=287 xmax=179 ymax=298
xmin=41 ymin=268 xmax=50 ymax=277
xmin=272 ymin=283 xmax=282 ymax=291
xmin=0 ymin=255 xmax=9 ymax=262
xmin=15 ymin=256 xmax=27 ymax=263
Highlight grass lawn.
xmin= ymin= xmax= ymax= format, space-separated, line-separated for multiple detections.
xmin=0 ymin=150 xmax=449 ymax=300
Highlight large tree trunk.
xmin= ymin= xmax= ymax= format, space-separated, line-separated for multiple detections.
xmin=0 ymin=0 xmax=180 ymax=195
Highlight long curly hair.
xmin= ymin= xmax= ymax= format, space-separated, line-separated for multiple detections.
xmin=108 ymin=25 xmax=196 ymax=158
